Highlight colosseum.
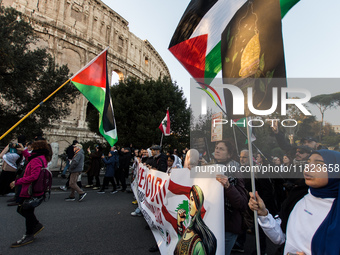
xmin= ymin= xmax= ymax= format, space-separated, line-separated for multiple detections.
xmin=2 ymin=0 xmax=171 ymax=160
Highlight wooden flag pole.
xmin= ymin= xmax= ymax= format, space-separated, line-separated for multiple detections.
xmin=246 ymin=116 xmax=261 ymax=255
xmin=0 ymin=79 xmax=71 ymax=141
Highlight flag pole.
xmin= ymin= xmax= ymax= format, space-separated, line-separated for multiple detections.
xmin=0 ymin=79 xmax=70 ymax=141
xmin=160 ymin=133 xmax=164 ymax=147
xmin=246 ymin=116 xmax=261 ymax=255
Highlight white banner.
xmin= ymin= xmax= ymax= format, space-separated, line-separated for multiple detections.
xmin=132 ymin=164 xmax=224 ymax=255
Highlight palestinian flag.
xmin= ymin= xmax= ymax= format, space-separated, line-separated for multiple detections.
xmin=169 ymin=0 xmax=299 ymax=84
xmin=70 ymin=48 xmax=118 ymax=146
xmin=159 ymin=109 xmax=170 ymax=136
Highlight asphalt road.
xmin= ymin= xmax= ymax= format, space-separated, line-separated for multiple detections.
xmin=0 ymin=175 xmax=280 ymax=255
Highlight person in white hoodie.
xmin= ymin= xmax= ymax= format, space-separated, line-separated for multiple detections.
xmin=249 ymin=150 xmax=340 ymax=255
xmin=0 ymin=143 xmax=21 ymax=195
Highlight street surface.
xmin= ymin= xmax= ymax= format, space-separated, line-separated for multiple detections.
xmin=0 ymin=175 xmax=279 ymax=255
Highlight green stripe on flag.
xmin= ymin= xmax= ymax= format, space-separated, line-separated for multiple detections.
xmin=203 ymin=0 xmax=298 ymax=83
xmin=71 ymin=81 xmax=105 ymax=114
xmin=280 ymin=0 xmax=300 ymax=18
xmin=204 ymin=41 xmax=222 ymax=85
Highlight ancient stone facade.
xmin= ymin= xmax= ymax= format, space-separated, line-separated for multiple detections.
xmin=2 ymin=0 xmax=170 ymax=154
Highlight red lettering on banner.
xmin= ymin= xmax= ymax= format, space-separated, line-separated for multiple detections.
xmin=150 ymin=175 xmax=155 ymax=198
xmin=138 ymin=168 xmax=145 ymax=188
xmin=158 ymin=180 xmax=167 ymax=205
xmin=151 ymin=177 xmax=162 ymax=203
xmin=145 ymin=174 xmax=152 ymax=197
xmin=154 ymin=207 xmax=163 ymax=225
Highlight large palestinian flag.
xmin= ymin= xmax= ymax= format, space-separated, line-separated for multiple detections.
xmin=70 ymin=48 xmax=118 ymax=146
xmin=169 ymin=0 xmax=299 ymax=83
xmin=169 ymin=0 xmax=298 ymax=118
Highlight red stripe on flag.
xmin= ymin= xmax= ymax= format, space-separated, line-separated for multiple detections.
xmin=71 ymin=51 xmax=107 ymax=88
xmin=169 ymin=35 xmax=208 ymax=79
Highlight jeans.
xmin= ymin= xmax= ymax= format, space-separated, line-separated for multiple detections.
xmin=225 ymin=231 xmax=238 ymax=255
xmin=62 ymin=160 xmax=70 ymax=175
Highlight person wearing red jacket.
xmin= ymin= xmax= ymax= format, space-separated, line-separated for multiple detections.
xmin=9 ymin=139 xmax=51 ymax=248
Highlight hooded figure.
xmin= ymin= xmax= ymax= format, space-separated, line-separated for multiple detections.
xmin=175 ymin=185 xmax=217 ymax=255
xmin=249 ymin=149 xmax=340 ymax=255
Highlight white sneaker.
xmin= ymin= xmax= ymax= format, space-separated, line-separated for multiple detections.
xmin=131 ymin=211 xmax=142 ymax=217
xmin=59 ymin=186 xmax=67 ymax=191
xmin=110 ymin=191 xmax=118 ymax=194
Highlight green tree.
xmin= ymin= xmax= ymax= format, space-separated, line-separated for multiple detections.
xmin=86 ymin=77 xmax=191 ymax=150
xmin=0 ymin=7 xmax=78 ymax=143
xmin=309 ymin=92 xmax=340 ymax=141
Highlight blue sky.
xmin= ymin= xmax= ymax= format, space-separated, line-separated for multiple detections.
xmin=103 ymin=0 xmax=340 ymax=124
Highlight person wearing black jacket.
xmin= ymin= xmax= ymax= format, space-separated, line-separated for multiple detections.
xmin=118 ymin=148 xmax=131 ymax=192
xmin=214 ymin=140 xmax=248 ymax=255
xmin=61 ymin=140 xmax=78 ymax=178
xmin=147 ymin=145 xmax=168 ymax=252
xmin=149 ymin=145 xmax=167 ymax=173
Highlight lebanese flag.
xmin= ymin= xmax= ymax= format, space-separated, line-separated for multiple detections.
xmin=169 ymin=0 xmax=299 ymax=82
xmin=70 ymin=48 xmax=118 ymax=146
xmin=159 ymin=110 xmax=170 ymax=136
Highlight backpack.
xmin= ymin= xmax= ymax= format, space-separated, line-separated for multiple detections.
xmin=29 ymin=157 xmax=53 ymax=200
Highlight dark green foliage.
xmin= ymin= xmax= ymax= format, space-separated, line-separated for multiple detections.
xmin=86 ymin=77 xmax=191 ymax=150
xmin=0 ymin=7 xmax=79 ymax=143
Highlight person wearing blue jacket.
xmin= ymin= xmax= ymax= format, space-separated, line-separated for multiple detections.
xmin=98 ymin=151 xmax=117 ymax=194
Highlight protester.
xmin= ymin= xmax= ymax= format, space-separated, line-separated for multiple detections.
xmin=144 ymin=148 xmax=154 ymax=167
xmin=232 ymin=149 xmax=276 ymax=255
xmin=61 ymin=140 xmax=78 ymax=178
xmin=9 ymin=139 xmax=51 ymax=247
xmin=111 ymin=146 xmax=121 ymax=188
xmin=98 ymin=151 xmax=117 ymax=194
xmin=214 ymin=140 xmax=248 ymax=255
xmin=86 ymin=145 xmax=103 ymax=189
xmin=301 ymin=136 xmax=327 ymax=150
xmin=149 ymin=145 xmax=167 ymax=173
xmin=249 ymin=150 xmax=340 ymax=255
xmin=0 ymin=143 xmax=21 ymax=196
xmin=118 ymin=147 xmax=131 ymax=192
xmin=282 ymin=154 xmax=292 ymax=167
xmin=7 ymin=142 xmax=33 ymax=206
xmin=65 ymin=143 xmax=87 ymax=202
xmin=146 ymin=145 xmax=167 ymax=252
xmin=183 ymin=149 xmax=200 ymax=170
xmin=166 ymin=154 xmax=182 ymax=175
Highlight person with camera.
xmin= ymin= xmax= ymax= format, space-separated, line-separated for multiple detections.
xmin=9 ymin=139 xmax=51 ymax=248
xmin=0 ymin=142 xmax=22 ymax=196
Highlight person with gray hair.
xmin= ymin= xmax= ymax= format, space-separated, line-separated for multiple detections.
xmin=183 ymin=149 xmax=200 ymax=170
xmin=65 ymin=143 xmax=86 ymax=202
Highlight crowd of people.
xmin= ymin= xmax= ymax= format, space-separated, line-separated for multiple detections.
xmin=1 ymin=130 xmax=340 ymax=254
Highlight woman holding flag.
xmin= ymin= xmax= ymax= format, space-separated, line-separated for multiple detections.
xmin=249 ymin=150 xmax=340 ymax=255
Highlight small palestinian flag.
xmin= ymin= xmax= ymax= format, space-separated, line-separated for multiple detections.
xmin=159 ymin=109 xmax=170 ymax=136
xmin=70 ymin=48 xmax=118 ymax=146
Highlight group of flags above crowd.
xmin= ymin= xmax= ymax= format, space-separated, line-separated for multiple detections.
xmin=71 ymin=0 xmax=299 ymax=146
xmin=0 ymin=0 xmax=300 ymax=147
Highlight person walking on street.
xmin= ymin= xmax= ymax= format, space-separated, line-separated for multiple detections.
xmin=86 ymin=145 xmax=103 ymax=189
xmin=61 ymin=140 xmax=78 ymax=178
xmin=65 ymin=143 xmax=87 ymax=202
xmin=97 ymin=151 xmax=117 ymax=194
xmin=9 ymin=139 xmax=51 ymax=248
